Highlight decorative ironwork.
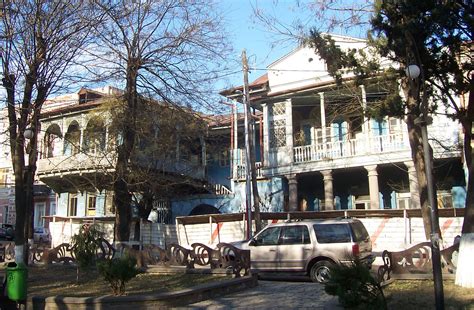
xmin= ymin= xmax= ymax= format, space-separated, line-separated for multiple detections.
xmin=270 ymin=102 xmax=286 ymax=116
xmin=25 ymin=241 xmax=250 ymax=277
xmin=377 ymin=241 xmax=460 ymax=282
xmin=270 ymin=120 xmax=286 ymax=148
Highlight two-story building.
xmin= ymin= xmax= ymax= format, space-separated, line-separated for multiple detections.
xmin=222 ymin=34 xmax=466 ymax=213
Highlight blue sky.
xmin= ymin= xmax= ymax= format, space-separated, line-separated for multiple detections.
xmin=215 ymin=0 xmax=370 ymax=91
xmin=216 ymin=0 xmax=304 ymax=90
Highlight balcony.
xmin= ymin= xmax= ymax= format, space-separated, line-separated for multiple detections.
xmin=293 ymin=133 xmax=408 ymax=163
xmin=37 ymin=153 xmax=117 ymax=177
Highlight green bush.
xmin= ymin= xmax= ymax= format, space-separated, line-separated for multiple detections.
xmin=97 ymin=255 xmax=141 ymax=296
xmin=324 ymin=260 xmax=386 ymax=310
xmin=71 ymin=224 xmax=105 ymax=269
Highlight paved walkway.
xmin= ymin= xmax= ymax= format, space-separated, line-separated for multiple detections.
xmin=179 ymin=279 xmax=340 ymax=309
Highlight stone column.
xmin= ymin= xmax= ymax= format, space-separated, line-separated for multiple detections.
xmin=365 ymin=165 xmax=380 ymax=209
xmin=405 ymin=161 xmax=421 ymax=209
xmin=321 ymin=170 xmax=334 ymax=210
xmin=288 ymin=174 xmax=298 ymax=211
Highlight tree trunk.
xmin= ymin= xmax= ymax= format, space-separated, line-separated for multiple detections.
xmin=455 ymin=79 xmax=474 ymax=288
xmin=403 ymin=78 xmax=441 ymax=240
xmin=113 ymin=61 xmax=139 ymax=242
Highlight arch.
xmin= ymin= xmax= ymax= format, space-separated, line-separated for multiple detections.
xmin=189 ymin=204 xmax=220 ymax=216
xmin=43 ymin=124 xmax=62 ymax=158
xmin=83 ymin=117 xmax=106 ymax=154
xmin=64 ymin=121 xmax=81 ymax=156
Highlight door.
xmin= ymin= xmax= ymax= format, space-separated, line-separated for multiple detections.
xmin=276 ymin=225 xmax=312 ymax=270
xmin=248 ymin=226 xmax=281 ymax=270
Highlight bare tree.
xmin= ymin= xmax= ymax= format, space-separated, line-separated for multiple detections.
xmin=0 ymin=0 xmax=98 ymax=263
xmin=89 ymin=0 xmax=231 ymax=242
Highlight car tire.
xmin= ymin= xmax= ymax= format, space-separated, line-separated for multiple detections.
xmin=310 ymin=260 xmax=334 ymax=284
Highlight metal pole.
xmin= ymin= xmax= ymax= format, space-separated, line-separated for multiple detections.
xmin=242 ymin=49 xmax=252 ymax=239
xmin=420 ymin=120 xmax=445 ymax=310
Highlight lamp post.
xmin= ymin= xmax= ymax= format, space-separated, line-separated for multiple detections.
xmin=407 ymin=64 xmax=445 ymax=310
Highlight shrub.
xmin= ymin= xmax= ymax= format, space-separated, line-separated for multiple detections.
xmin=97 ymin=255 xmax=141 ymax=296
xmin=70 ymin=224 xmax=105 ymax=269
xmin=324 ymin=260 xmax=386 ymax=309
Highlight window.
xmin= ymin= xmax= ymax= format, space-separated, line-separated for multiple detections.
xmin=0 ymin=168 xmax=9 ymax=188
xmin=49 ymin=201 xmax=56 ymax=216
xmin=313 ymin=224 xmax=351 ymax=243
xmin=34 ymin=202 xmax=46 ymax=228
xmin=219 ymin=149 xmax=230 ymax=167
xmin=350 ymin=222 xmax=369 ymax=242
xmin=68 ymin=194 xmax=77 ymax=216
xmin=280 ymin=225 xmax=311 ymax=245
xmin=87 ymin=194 xmax=97 ymax=216
xmin=254 ymin=227 xmax=281 ymax=246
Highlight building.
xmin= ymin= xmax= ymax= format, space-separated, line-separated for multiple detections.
xmin=221 ymin=34 xmax=466 ymax=213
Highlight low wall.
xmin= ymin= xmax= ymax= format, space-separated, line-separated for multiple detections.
xmin=48 ymin=210 xmax=464 ymax=252
xmin=175 ymin=211 xmax=464 ymax=252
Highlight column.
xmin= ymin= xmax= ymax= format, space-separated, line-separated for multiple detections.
xmin=405 ymin=161 xmax=421 ymax=209
xmin=365 ymin=165 xmax=380 ymax=209
xmin=321 ymin=170 xmax=334 ymax=210
xmin=288 ymin=174 xmax=298 ymax=211
xmin=285 ymin=99 xmax=294 ymax=163
xmin=262 ymin=103 xmax=269 ymax=166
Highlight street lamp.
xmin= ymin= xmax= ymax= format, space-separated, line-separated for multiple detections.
xmin=408 ymin=64 xmax=445 ymax=310
xmin=24 ymin=127 xmax=34 ymax=140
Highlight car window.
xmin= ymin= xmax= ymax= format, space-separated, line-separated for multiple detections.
xmin=280 ymin=225 xmax=311 ymax=245
xmin=254 ymin=227 xmax=281 ymax=246
xmin=351 ymin=221 xmax=369 ymax=242
xmin=313 ymin=224 xmax=351 ymax=243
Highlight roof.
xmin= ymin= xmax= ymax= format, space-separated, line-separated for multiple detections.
xmin=219 ymin=73 xmax=269 ymax=98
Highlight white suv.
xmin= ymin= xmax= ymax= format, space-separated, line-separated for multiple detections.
xmin=232 ymin=218 xmax=373 ymax=283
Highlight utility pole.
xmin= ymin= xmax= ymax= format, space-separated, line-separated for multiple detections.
xmin=241 ymin=49 xmax=253 ymax=239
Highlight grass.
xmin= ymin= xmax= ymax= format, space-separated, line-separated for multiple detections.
xmin=24 ymin=264 xmax=231 ymax=297
xmin=384 ymin=279 xmax=474 ymax=309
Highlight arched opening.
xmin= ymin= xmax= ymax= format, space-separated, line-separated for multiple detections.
xmin=63 ymin=121 xmax=81 ymax=156
xmin=83 ymin=118 xmax=106 ymax=154
xmin=43 ymin=124 xmax=62 ymax=158
xmin=189 ymin=204 xmax=220 ymax=216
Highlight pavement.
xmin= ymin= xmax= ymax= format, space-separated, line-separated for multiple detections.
xmin=178 ymin=276 xmax=341 ymax=309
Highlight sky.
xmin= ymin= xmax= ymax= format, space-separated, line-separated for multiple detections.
xmin=216 ymin=0 xmax=308 ymax=90
xmin=214 ymin=0 xmax=370 ymax=91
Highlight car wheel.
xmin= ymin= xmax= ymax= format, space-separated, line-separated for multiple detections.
xmin=310 ymin=260 xmax=334 ymax=284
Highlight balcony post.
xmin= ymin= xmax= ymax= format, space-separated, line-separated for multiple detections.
xmin=285 ymin=99 xmax=294 ymax=164
xmin=360 ymin=85 xmax=371 ymax=153
xmin=262 ymin=103 xmax=269 ymax=166
xmin=319 ymin=92 xmax=327 ymax=155
xmin=365 ymin=165 xmax=380 ymax=209
xmin=321 ymin=169 xmax=334 ymax=210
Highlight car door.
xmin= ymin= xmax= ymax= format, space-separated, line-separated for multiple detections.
xmin=276 ymin=225 xmax=312 ymax=271
xmin=248 ymin=226 xmax=281 ymax=270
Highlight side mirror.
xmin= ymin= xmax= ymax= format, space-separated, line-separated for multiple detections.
xmin=249 ymin=239 xmax=257 ymax=246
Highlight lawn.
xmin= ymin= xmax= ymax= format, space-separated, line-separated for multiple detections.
xmin=384 ymin=279 xmax=474 ymax=309
xmin=25 ymin=264 xmax=231 ymax=297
